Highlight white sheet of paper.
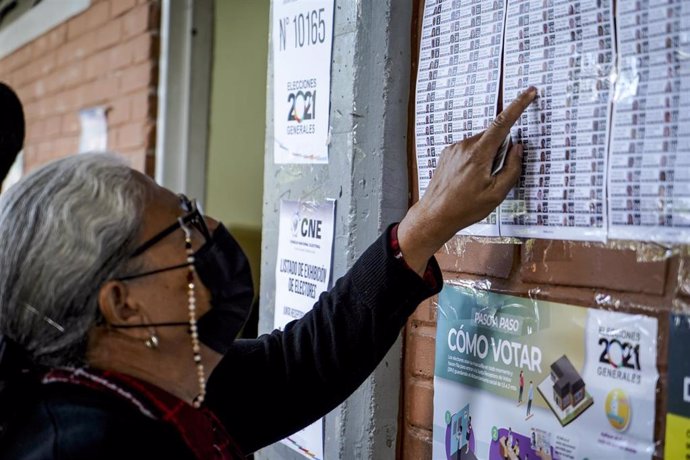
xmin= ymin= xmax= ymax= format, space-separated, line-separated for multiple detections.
xmin=414 ymin=0 xmax=506 ymax=237
xmin=607 ymin=1 xmax=690 ymax=244
xmin=499 ymin=0 xmax=614 ymax=242
xmin=272 ymin=1 xmax=334 ymax=164
xmin=274 ymin=199 xmax=335 ymax=460
xmin=78 ymin=107 xmax=108 ymax=153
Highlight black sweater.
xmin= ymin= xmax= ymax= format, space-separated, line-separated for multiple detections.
xmin=0 ymin=228 xmax=442 ymax=459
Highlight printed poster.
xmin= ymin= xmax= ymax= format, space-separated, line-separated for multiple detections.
xmin=274 ymin=199 xmax=335 ymax=460
xmin=272 ymin=0 xmax=334 ymax=164
xmin=78 ymin=107 xmax=108 ymax=153
xmin=607 ymin=0 xmax=690 ymax=243
xmin=664 ymin=313 xmax=690 ymax=459
xmin=414 ymin=0 xmax=505 ymax=236
xmin=433 ymin=284 xmax=658 ymax=460
xmin=500 ymin=0 xmax=614 ymax=242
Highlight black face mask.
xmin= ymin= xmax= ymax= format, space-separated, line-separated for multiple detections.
xmin=193 ymin=224 xmax=254 ymax=353
xmin=113 ymin=200 xmax=254 ymax=354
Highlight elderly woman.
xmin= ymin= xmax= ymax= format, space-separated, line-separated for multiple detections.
xmin=0 ymin=90 xmax=536 ymax=459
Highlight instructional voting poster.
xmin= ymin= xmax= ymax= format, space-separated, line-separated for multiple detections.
xmin=272 ymin=0 xmax=334 ymax=164
xmin=274 ymin=199 xmax=335 ymax=460
xmin=433 ymin=284 xmax=658 ymax=460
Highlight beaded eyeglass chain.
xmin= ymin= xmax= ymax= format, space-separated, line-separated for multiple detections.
xmin=180 ymin=218 xmax=206 ymax=408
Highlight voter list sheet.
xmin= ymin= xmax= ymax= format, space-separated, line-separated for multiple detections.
xmin=499 ymin=0 xmax=615 ymax=242
xmin=415 ymin=0 xmax=506 ymax=237
xmin=608 ymin=0 xmax=690 ymax=244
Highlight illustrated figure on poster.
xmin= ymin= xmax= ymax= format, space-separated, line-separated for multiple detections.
xmin=456 ymin=416 xmax=463 ymax=448
xmin=465 ymin=415 xmax=472 ymax=454
xmin=518 ymin=370 xmax=524 ymax=405
xmin=526 ymin=381 xmax=534 ymax=419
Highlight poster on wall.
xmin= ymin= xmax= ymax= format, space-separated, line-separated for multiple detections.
xmin=607 ymin=0 xmax=690 ymax=244
xmin=272 ymin=0 xmax=334 ymax=164
xmin=499 ymin=0 xmax=615 ymax=242
xmin=274 ymin=199 xmax=335 ymax=460
xmin=414 ymin=0 xmax=506 ymax=236
xmin=664 ymin=313 xmax=690 ymax=460
xmin=433 ymin=283 xmax=658 ymax=460
xmin=78 ymin=107 xmax=108 ymax=153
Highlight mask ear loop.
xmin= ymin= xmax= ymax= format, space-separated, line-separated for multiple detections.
xmin=180 ymin=218 xmax=206 ymax=408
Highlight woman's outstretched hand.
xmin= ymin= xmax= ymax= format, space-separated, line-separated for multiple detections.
xmin=398 ymin=87 xmax=538 ymax=274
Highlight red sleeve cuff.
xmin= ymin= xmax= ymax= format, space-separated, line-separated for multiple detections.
xmin=389 ymin=224 xmax=438 ymax=290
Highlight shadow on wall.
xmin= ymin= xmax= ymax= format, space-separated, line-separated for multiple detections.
xmin=229 ymin=225 xmax=262 ymax=339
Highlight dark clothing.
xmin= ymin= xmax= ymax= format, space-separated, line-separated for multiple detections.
xmin=0 ymin=227 xmax=442 ymax=458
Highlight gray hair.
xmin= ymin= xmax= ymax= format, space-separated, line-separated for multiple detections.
xmin=0 ymin=153 xmax=147 ymax=367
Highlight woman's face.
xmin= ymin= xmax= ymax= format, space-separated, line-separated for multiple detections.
xmin=124 ymin=175 xmax=215 ymax=343
xmin=95 ymin=173 xmax=220 ymax=368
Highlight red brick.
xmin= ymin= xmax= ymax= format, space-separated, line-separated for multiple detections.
xmin=520 ymin=241 xmax=669 ymax=295
xmin=57 ymin=34 xmax=94 ymax=67
xmin=23 ymin=144 xmax=38 ymax=166
xmin=86 ymin=2 xmax=110 ymax=30
xmin=85 ymin=76 xmax=119 ymax=105
xmin=32 ymin=54 xmax=57 ymax=81
xmin=402 ymin=425 xmax=432 ymax=460
xmin=31 ymin=25 xmax=63 ymax=58
xmin=54 ymin=137 xmax=79 ymax=157
xmin=61 ymin=113 xmax=81 ymax=135
xmin=111 ymin=0 xmax=136 ymax=18
xmin=96 ymin=19 xmax=122 ymax=50
xmin=405 ymin=378 xmax=434 ymax=430
xmin=108 ymin=41 xmax=134 ymax=70
xmin=5 ymin=45 xmax=32 ymax=72
xmin=131 ymin=33 xmax=155 ymax=64
xmin=22 ymin=102 xmax=39 ymax=121
xmin=129 ymin=89 xmax=155 ymax=121
xmin=118 ymin=148 xmax=148 ymax=172
xmin=25 ymin=80 xmax=48 ymax=102
xmin=437 ymin=239 xmax=516 ymax=279
xmin=37 ymin=95 xmax=57 ymax=118
xmin=63 ymin=62 xmax=86 ymax=90
xmin=37 ymin=141 xmax=56 ymax=159
xmin=116 ymin=122 xmax=145 ymax=149
xmin=108 ymin=97 xmax=131 ymax=125
xmin=44 ymin=116 xmax=62 ymax=137
xmin=61 ymin=88 xmax=87 ymax=112
xmin=411 ymin=298 xmax=438 ymax=323
xmin=120 ymin=62 xmax=154 ymax=94
xmin=25 ymin=120 xmax=45 ymax=142
xmin=85 ymin=52 xmax=109 ymax=81
xmin=67 ymin=13 xmax=89 ymax=40
xmin=405 ymin=322 xmax=436 ymax=379
xmin=122 ymin=5 xmax=151 ymax=39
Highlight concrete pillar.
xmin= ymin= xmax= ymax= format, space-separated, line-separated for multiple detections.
xmin=257 ymin=0 xmax=413 ymax=458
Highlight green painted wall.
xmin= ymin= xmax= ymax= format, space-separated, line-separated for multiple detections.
xmin=206 ymin=0 xmax=269 ymax=291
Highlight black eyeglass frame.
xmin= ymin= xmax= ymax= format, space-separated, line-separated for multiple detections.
xmin=116 ymin=194 xmax=211 ymax=281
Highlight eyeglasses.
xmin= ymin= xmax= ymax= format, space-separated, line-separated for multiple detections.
xmin=118 ymin=194 xmax=210 ymax=281
xmin=130 ymin=194 xmax=210 ymax=257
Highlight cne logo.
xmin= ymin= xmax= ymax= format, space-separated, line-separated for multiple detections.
xmin=299 ymin=217 xmax=322 ymax=239
xmin=291 ymin=211 xmax=301 ymax=237
xmin=290 ymin=211 xmax=322 ymax=239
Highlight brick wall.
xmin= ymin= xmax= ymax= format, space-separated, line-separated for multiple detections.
xmin=399 ymin=2 xmax=687 ymax=459
xmin=0 ymin=0 xmax=160 ymax=175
